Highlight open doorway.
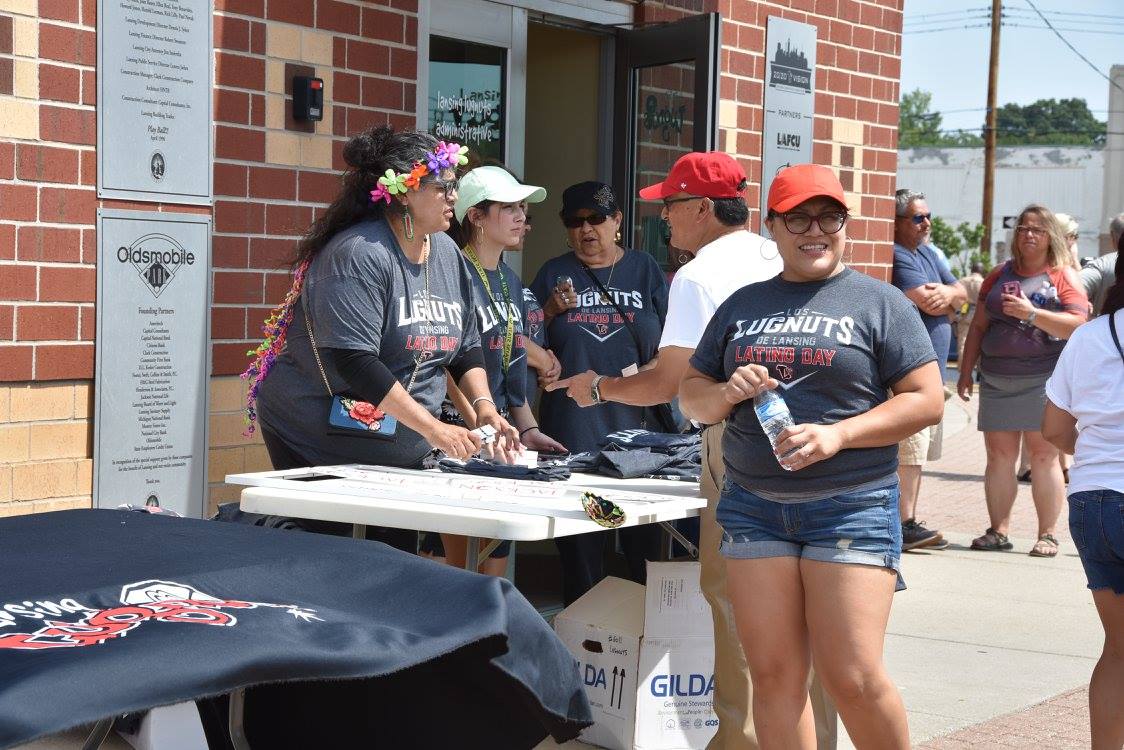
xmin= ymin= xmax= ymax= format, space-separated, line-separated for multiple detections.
xmin=520 ymin=22 xmax=607 ymax=286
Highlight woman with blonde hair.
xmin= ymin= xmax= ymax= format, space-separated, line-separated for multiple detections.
xmin=958 ymin=204 xmax=1090 ymax=558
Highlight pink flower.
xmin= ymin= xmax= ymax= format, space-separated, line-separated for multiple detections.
xmin=348 ymin=400 xmax=384 ymax=426
xmin=369 ymin=183 xmax=392 ymax=204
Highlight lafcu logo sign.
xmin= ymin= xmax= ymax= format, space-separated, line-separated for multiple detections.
xmin=117 ymin=233 xmax=197 ymax=298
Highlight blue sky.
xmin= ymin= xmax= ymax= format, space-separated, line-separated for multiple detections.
xmin=900 ymin=0 xmax=1123 ymax=133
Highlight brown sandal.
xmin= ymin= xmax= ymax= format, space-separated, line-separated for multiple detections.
xmin=1029 ymin=534 xmax=1059 ymax=558
xmin=971 ymin=528 xmax=1013 ymax=551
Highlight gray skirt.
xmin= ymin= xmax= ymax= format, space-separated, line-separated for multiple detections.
xmin=977 ymin=369 xmax=1050 ymax=432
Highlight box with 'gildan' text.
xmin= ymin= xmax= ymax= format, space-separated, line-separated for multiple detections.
xmin=554 ymin=562 xmax=716 ymax=750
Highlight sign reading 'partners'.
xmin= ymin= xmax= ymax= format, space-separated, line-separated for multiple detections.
xmin=760 ymin=17 xmax=818 ymax=235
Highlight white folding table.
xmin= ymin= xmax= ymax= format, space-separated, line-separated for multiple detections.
xmin=227 ymin=465 xmax=705 ymax=572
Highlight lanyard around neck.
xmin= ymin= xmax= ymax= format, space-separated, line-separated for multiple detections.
xmin=464 ymin=246 xmax=514 ymax=373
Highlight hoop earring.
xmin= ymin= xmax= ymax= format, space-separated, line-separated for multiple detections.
xmin=677 ymin=253 xmax=690 ymax=265
xmin=403 ymin=208 xmax=415 ymax=241
xmin=565 ymin=237 xmax=572 ymax=249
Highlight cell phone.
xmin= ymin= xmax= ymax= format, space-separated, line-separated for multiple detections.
xmin=1001 ymin=281 xmax=1021 ymax=296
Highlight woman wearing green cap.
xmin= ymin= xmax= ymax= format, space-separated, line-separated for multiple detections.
xmin=426 ymin=166 xmax=567 ymax=573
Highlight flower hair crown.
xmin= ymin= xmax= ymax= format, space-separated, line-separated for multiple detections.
xmin=369 ymin=141 xmax=469 ymax=205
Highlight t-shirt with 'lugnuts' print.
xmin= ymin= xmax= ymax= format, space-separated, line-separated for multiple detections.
xmin=257 ymin=219 xmax=482 ymax=468
xmin=690 ymin=268 xmax=936 ymax=501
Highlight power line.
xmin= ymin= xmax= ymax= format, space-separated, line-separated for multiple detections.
xmin=1011 ymin=0 xmax=1124 ymax=92
xmin=1002 ymin=22 xmax=1124 ymax=36
xmin=903 ymin=22 xmax=991 ymax=34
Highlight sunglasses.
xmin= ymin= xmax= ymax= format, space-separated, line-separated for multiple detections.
xmin=907 ymin=212 xmax=932 ymax=225
xmin=562 ymin=213 xmax=609 ymax=229
xmin=662 ymin=196 xmax=703 ymax=209
xmin=425 ymin=177 xmax=459 ymax=200
xmin=581 ymin=491 xmax=625 ymax=529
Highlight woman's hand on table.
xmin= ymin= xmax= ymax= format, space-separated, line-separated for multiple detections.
xmin=723 ymin=364 xmax=777 ymax=405
xmin=773 ymin=423 xmax=844 ymax=471
xmin=474 ymin=407 xmax=522 ymax=464
xmin=519 ymin=427 xmax=567 ymax=454
xmin=423 ymin=420 xmax=482 ymax=460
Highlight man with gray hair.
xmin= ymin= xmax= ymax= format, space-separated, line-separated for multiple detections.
xmin=1080 ymin=213 xmax=1124 ymax=315
xmin=892 ymin=189 xmax=967 ymax=550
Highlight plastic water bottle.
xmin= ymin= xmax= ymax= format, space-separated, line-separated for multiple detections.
xmin=753 ymin=389 xmax=798 ymax=469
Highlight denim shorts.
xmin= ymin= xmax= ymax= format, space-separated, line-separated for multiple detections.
xmin=1069 ymin=490 xmax=1124 ymax=595
xmin=716 ymin=479 xmax=905 ymax=591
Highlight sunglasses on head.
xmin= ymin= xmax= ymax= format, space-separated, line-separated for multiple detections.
xmin=562 ymin=213 xmax=610 ymax=229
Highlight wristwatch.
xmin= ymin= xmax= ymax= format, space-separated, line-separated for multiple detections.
xmin=590 ymin=375 xmax=606 ymax=405
xmin=1026 ymin=310 xmax=1038 ymax=327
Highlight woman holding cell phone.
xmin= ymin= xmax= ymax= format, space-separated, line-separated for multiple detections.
xmin=957 ymin=203 xmax=1090 ymax=558
xmin=530 ymin=181 xmax=669 ymax=604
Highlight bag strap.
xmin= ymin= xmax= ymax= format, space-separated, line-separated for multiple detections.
xmin=1110 ymin=312 xmax=1124 ymax=368
xmin=300 ymin=271 xmax=424 ymax=399
xmin=580 ymin=261 xmax=648 ymax=358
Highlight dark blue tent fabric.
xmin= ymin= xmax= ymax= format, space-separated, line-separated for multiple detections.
xmin=0 ymin=509 xmax=591 ymax=749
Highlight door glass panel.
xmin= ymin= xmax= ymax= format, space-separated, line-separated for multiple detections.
xmin=631 ymin=62 xmax=695 ymax=270
xmin=428 ymin=37 xmax=506 ymax=163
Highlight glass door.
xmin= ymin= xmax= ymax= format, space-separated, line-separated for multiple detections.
xmin=612 ymin=13 xmax=720 ymax=270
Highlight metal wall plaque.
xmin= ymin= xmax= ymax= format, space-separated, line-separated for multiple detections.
xmin=97 ymin=0 xmax=213 ymax=204
xmin=94 ymin=209 xmax=211 ymax=518
xmin=759 ymin=16 xmax=818 ymax=233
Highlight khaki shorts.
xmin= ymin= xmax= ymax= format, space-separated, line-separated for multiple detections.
xmin=899 ymin=422 xmax=942 ymax=466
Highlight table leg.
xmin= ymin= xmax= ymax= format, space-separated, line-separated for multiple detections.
xmin=351 ymin=523 xmax=365 ymax=540
xmin=228 ymin=687 xmax=250 ymax=750
xmin=465 ymin=535 xmax=480 ymax=572
xmin=660 ymin=521 xmax=698 ymax=559
xmin=80 ymin=717 xmax=113 ymax=750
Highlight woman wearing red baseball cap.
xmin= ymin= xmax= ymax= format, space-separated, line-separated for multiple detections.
xmin=681 ymin=164 xmax=945 ymax=747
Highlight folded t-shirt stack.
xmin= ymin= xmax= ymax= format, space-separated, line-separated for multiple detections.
xmin=555 ymin=429 xmax=701 ymax=481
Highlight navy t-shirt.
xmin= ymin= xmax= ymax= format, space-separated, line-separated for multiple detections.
xmin=467 ymin=262 xmax=528 ymax=413
xmin=690 ymin=269 xmax=936 ymax=500
xmin=892 ymin=242 xmax=956 ymax=381
xmin=257 ymin=220 xmax=481 ymax=467
xmin=531 ymin=250 xmax=669 ymax=452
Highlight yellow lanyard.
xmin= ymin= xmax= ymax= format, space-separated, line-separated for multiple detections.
xmin=463 ymin=246 xmax=515 ymax=373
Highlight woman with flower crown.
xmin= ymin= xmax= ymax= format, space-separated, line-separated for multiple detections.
xmin=241 ymin=126 xmax=519 ymax=541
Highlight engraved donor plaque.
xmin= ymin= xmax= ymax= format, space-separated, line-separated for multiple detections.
xmin=97 ymin=0 xmax=213 ymax=203
xmin=95 ymin=209 xmax=211 ymax=517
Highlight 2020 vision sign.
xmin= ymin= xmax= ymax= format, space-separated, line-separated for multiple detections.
xmin=95 ymin=210 xmax=211 ymax=518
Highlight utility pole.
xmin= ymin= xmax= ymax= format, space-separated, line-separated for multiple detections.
xmin=980 ymin=0 xmax=1002 ymax=259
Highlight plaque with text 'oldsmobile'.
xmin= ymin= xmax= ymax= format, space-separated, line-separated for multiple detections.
xmin=760 ymin=16 xmax=817 ymax=234
xmin=97 ymin=0 xmax=213 ymax=204
xmin=95 ymin=209 xmax=211 ymax=518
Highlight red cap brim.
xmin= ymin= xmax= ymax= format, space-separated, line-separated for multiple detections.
xmin=770 ymin=188 xmax=847 ymax=214
xmin=638 ymin=181 xmax=673 ymax=200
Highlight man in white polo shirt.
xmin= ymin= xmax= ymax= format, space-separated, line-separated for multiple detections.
xmin=549 ymin=152 xmax=836 ymax=749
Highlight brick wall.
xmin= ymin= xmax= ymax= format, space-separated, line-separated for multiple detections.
xmin=642 ymin=0 xmax=903 ymax=281
xmin=0 ymin=0 xmax=419 ymax=515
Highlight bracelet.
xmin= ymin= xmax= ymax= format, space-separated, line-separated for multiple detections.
xmin=470 ymin=396 xmax=496 ymax=409
xmin=1026 ymin=310 xmax=1038 ymax=327
xmin=519 ymin=426 xmax=538 ymax=437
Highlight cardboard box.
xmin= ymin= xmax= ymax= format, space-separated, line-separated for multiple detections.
xmin=554 ymin=576 xmax=645 ymax=750
xmin=554 ymin=562 xmax=717 ymax=750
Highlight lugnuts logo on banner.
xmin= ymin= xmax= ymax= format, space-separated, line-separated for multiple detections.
xmin=0 ymin=580 xmax=322 ymax=651
xmin=117 ymin=233 xmax=197 ymax=298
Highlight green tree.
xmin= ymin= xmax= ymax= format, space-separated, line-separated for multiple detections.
xmin=899 ymin=89 xmax=983 ymax=148
xmin=993 ymin=98 xmax=1106 ymax=146
xmin=929 ymin=217 xmax=989 ymax=276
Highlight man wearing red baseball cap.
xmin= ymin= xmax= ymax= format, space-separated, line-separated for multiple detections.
xmin=549 ymin=152 xmax=837 ymax=749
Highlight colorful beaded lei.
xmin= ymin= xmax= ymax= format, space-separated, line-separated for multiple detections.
xmin=239 ymin=140 xmax=469 ymax=436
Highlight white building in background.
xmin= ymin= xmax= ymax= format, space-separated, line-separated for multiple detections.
xmin=897 ymin=145 xmax=1108 ymax=263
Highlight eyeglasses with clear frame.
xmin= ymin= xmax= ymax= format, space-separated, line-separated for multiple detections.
xmin=777 ymin=211 xmax=848 ymax=235
xmin=661 ymin=196 xmax=703 ymax=209
xmin=1015 ymin=225 xmax=1046 ymax=237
